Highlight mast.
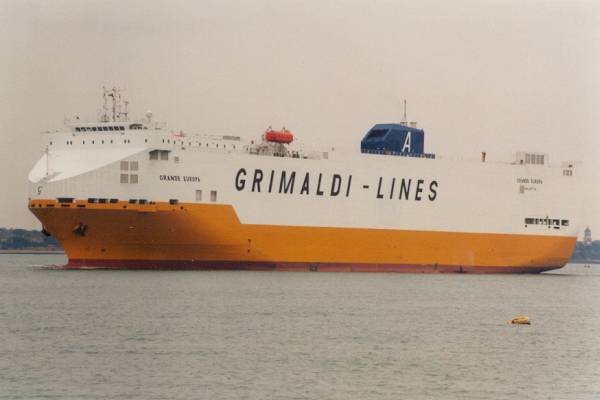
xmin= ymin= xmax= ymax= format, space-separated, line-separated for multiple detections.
xmin=103 ymin=87 xmax=128 ymax=122
xmin=101 ymin=87 xmax=110 ymax=122
xmin=112 ymin=88 xmax=117 ymax=121
xmin=45 ymin=145 xmax=49 ymax=177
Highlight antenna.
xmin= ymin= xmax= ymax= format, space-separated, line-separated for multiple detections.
xmin=122 ymin=100 xmax=129 ymax=122
xmin=101 ymin=86 xmax=110 ymax=122
xmin=114 ymin=87 xmax=119 ymax=121
xmin=402 ymin=99 xmax=407 ymax=125
xmin=100 ymin=86 xmax=129 ymax=122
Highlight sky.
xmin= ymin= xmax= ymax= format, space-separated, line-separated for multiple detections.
xmin=1 ymin=0 xmax=600 ymax=234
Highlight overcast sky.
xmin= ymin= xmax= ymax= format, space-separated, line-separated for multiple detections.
xmin=1 ymin=0 xmax=599 ymax=235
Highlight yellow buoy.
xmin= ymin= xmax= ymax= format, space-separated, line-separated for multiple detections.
xmin=508 ymin=316 xmax=531 ymax=325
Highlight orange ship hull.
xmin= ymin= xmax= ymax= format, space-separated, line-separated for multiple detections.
xmin=29 ymin=199 xmax=576 ymax=273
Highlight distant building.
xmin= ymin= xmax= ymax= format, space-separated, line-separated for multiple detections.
xmin=584 ymin=226 xmax=593 ymax=246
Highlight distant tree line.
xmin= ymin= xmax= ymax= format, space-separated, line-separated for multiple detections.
xmin=570 ymin=241 xmax=600 ymax=263
xmin=0 ymin=228 xmax=61 ymax=250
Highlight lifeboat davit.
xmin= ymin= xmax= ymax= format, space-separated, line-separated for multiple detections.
xmin=265 ymin=127 xmax=294 ymax=144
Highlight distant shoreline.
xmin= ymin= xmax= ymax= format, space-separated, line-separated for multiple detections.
xmin=0 ymin=249 xmax=65 ymax=255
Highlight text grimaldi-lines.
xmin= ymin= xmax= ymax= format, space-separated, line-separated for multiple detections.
xmin=234 ymin=168 xmax=438 ymax=202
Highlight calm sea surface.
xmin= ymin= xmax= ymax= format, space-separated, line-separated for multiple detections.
xmin=1 ymin=254 xmax=599 ymax=400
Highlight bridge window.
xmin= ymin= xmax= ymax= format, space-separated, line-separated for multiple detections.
xmin=366 ymin=129 xmax=389 ymax=139
xmin=120 ymin=161 xmax=129 ymax=171
xmin=130 ymin=174 xmax=138 ymax=184
xmin=130 ymin=161 xmax=138 ymax=171
xmin=149 ymin=150 xmax=169 ymax=160
xmin=120 ymin=174 xmax=129 ymax=184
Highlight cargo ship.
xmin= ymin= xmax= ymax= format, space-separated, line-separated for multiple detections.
xmin=28 ymin=88 xmax=581 ymax=272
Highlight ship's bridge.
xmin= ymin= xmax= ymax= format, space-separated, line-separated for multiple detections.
xmin=69 ymin=121 xmax=165 ymax=133
xmin=65 ymin=87 xmax=166 ymax=134
xmin=71 ymin=122 xmax=144 ymax=133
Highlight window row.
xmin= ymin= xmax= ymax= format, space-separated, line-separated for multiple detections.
xmin=65 ymin=138 xmax=144 ymax=145
xmin=523 ymin=153 xmax=544 ymax=165
xmin=120 ymin=161 xmax=139 ymax=171
xmin=120 ymin=174 xmax=138 ymax=184
xmin=524 ymin=218 xmax=569 ymax=227
xmin=149 ymin=150 xmax=170 ymax=160
xmin=75 ymin=126 xmax=125 ymax=132
xmin=196 ymin=189 xmax=217 ymax=202
xmin=161 ymin=138 xmax=236 ymax=149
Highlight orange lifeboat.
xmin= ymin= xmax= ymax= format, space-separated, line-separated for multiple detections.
xmin=265 ymin=127 xmax=294 ymax=144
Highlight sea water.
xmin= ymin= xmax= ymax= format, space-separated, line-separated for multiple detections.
xmin=1 ymin=254 xmax=599 ymax=399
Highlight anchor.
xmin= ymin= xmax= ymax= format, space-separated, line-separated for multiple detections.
xmin=72 ymin=222 xmax=88 ymax=237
